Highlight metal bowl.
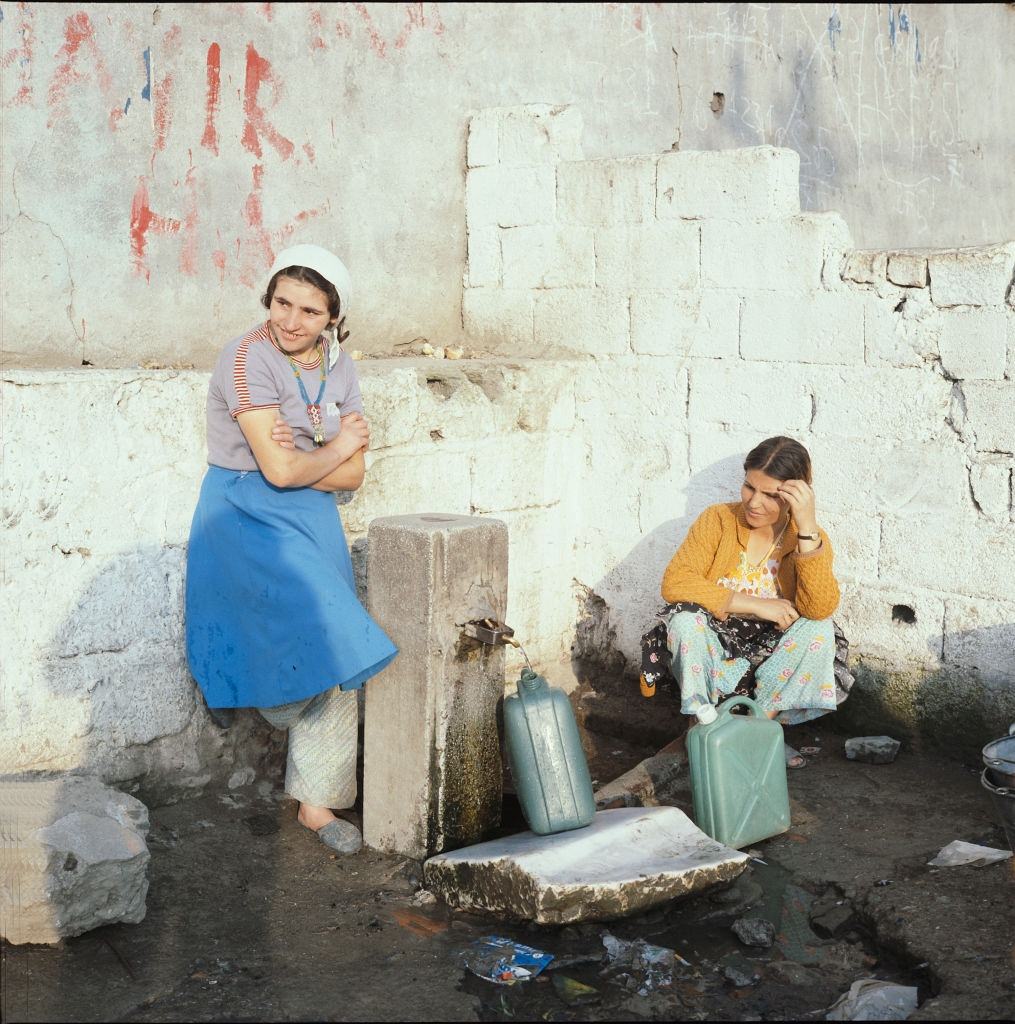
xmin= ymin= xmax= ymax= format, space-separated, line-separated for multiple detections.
xmin=982 ymin=729 xmax=1015 ymax=789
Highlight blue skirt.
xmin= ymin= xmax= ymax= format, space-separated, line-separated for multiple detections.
xmin=185 ymin=467 xmax=398 ymax=709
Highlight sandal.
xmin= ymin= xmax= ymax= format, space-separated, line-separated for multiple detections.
xmin=784 ymin=743 xmax=806 ymax=770
xmin=314 ymin=818 xmax=363 ymax=854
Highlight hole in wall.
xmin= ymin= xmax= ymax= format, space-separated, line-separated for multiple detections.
xmin=426 ymin=377 xmax=455 ymax=401
xmin=430 ymin=429 xmax=444 ymax=441
xmin=894 ymin=297 xmax=907 ymax=313
xmin=710 ymin=91 xmax=725 ymax=116
xmin=892 ymin=604 xmax=917 ymax=625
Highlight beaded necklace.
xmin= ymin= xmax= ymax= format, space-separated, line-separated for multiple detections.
xmin=281 ymin=336 xmax=328 ymax=446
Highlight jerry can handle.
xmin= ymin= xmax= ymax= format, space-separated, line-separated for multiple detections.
xmin=718 ymin=696 xmax=764 ymax=719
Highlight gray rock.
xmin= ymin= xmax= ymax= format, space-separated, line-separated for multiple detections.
xmin=424 ymin=806 xmax=749 ymax=924
xmin=845 ymin=736 xmax=902 ymax=764
xmin=0 ymin=776 xmax=150 ymax=945
xmin=732 ymin=916 xmax=776 ymax=947
xmin=724 ymin=963 xmax=759 ymax=987
xmin=810 ymin=900 xmax=857 ymax=939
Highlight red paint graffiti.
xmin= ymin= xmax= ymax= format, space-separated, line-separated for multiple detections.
xmin=1 ymin=1 xmax=36 ymax=106
xmin=395 ymin=3 xmax=445 ymax=49
xmin=130 ymin=169 xmax=199 ymax=281
xmin=149 ymin=26 xmax=183 ymax=167
xmin=345 ymin=3 xmax=445 ymax=58
xmin=130 ymin=177 xmax=181 ymax=282
xmin=241 ymin=44 xmax=295 ymax=161
xmin=237 ymin=163 xmax=329 ymax=286
xmin=47 ymin=11 xmax=119 ymax=128
xmin=309 ymin=7 xmax=327 ymax=51
xmin=201 ymin=43 xmax=222 ymax=155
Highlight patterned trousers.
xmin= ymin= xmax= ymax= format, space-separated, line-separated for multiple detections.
xmin=258 ymin=686 xmax=358 ymax=808
xmin=666 ymin=609 xmax=839 ymax=726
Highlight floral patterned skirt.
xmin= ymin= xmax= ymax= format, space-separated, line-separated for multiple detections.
xmin=640 ymin=602 xmax=853 ymax=724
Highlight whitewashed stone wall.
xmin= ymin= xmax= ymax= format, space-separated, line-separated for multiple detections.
xmin=4 ymin=104 xmax=1015 ymax=796
xmin=462 ymin=105 xmax=1015 ymax=747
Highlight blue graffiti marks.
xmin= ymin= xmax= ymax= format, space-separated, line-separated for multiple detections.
xmin=124 ymin=97 xmax=132 ymax=114
xmin=900 ymin=12 xmax=910 ymax=33
xmin=915 ymin=26 xmax=921 ymax=64
xmin=827 ymin=11 xmax=842 ymax=51
xmin=888 ymin=3 xmax=896 ymax=48
xmin=141 ymin=47 xmax=151 ymax=101
xmin=0 ymin=7 xmax=5 ymax=22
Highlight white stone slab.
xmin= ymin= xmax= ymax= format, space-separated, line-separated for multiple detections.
xmin=423 ymin=807 xmax=748 ymax=925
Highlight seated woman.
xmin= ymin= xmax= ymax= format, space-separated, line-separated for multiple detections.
xmin=641 ymin=436 xmax=851 ymax=767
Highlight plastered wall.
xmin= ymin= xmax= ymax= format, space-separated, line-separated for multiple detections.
xmin=3 ymin=3 xmax=1014 ymax=369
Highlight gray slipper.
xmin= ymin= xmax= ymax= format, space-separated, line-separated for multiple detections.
xmin=316 ymin=818 xmax=362 ymax=855
xmin=784 ymin=743 xmax=806 ymax=770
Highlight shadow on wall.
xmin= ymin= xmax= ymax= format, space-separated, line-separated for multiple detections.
xmin=36 ymin=544 xmax=284 ymax=807
xmin=570 ymin=453 xmax=1015 ymax=759
xmin=571 ymin=452 xmax=747 ymax=749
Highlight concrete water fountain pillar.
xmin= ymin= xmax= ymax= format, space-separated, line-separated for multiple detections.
xmin=363 ymin=514 xmax=509 ymax=860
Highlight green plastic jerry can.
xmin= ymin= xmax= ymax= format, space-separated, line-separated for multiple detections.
xmin=687 ymin=696 xmax=791 ymax=849
xmin=504 ymin=669 xmax=596 ymax=836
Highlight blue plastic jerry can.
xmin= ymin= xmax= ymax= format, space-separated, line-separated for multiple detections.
xmin=503 ymin=669 xmax=596 ymax=836
xmin=687 ymin=696 xmax=791 ymax=849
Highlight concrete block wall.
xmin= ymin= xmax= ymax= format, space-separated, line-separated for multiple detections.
xmin=6 ymin=104 xmax=1015 ymax=797
xmin=463 ymin=105 xmax=1015 ymax=750
xmin=1 ymin=359 xmax=589 ymax=797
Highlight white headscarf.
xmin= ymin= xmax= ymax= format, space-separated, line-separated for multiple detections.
xmin=268 ymin=244 xmax=352 ymax=368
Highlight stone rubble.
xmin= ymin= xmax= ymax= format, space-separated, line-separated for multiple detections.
xmin=845 ymin=736 xmax=902 ymax=764
xmin=732 ymin=916 xmax=776 ymax=948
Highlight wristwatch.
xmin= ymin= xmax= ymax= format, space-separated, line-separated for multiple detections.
xmin=797 ymin=532 xmax=820 ymax=541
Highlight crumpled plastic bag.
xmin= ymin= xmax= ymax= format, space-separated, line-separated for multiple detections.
xmin=601 ymin=933 xmax=689 ymax=996
xmin=825 ymin=979 xmax=918 ymax=1021
xmin=927 ymin=840 xmax=1012 ymax=868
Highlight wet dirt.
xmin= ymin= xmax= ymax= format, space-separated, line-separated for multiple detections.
xmin=2 ymin=722 xmax=1013 ymax=1022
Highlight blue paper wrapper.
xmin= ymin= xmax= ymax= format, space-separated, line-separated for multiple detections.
xmin=458 ymin=935 xmax=554 ymax=984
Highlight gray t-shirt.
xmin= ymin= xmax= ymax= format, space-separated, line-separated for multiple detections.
xmin=206 ymin=321 xmax=365 ymax=472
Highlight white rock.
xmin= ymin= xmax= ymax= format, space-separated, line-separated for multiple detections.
xmin=886 ymin=252 xmax=928 ymax=288
xmin=929 ymin=244 xmax=1015 ymax=307
xmin=0 ymin=776 xmax=150 ymax=945
xmin=423 ymin=807 xmax=749 ymax=924
xmin=227 ymin=767 xmax=255 ymax=790
xmin=841 ymin=250 xmax=888 ymax=285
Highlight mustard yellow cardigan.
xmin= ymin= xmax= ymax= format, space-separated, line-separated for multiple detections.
xmin=660 ymin=502 xmax=840 ymax=621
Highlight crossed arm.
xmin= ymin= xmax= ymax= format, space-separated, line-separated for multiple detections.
xmin=235 ymin=408 xmax=369 ymax=491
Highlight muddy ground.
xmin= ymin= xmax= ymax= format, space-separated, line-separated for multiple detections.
xmin=3 ymin=721 xmax=1014 ymax=1022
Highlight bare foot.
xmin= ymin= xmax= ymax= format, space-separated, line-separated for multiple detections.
xmin=297 ymin=803 xmax=337 ymax=832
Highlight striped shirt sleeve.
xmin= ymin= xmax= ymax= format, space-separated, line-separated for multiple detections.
xmin=227 ymin=328 xmax=281 ymax=419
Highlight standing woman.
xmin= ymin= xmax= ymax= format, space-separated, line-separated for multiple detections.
xmin=186 ymin=244 xmax=397 ymax=853
xmin=641 ymin=436 xmax=851 ymax=767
